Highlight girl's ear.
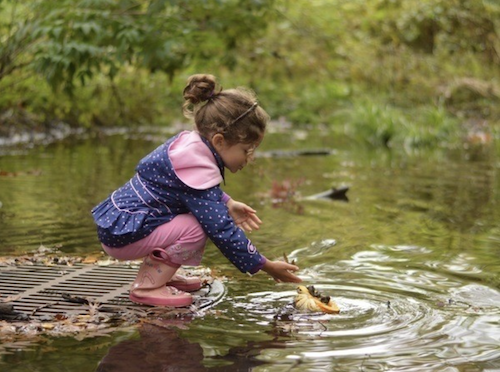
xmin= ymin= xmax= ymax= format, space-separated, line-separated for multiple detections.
xmin=211 ymin=133 xmax=226 ymax=151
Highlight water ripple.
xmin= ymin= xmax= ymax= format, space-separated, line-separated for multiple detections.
xmin=226 ymin=246 xmax=500 ymax=371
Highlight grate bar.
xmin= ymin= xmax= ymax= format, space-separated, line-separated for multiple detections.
xmin=0 ymin=263 xmax=224 ymax=319
xmin=5 ymin=265 xmax=94 ymax=299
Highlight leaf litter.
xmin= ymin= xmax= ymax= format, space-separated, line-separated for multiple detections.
xmin=0 ymin=244 xmax=221 ymax=352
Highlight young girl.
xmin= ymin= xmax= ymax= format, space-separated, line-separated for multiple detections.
xmin=91 ymin=74 xmax=301 ymax=307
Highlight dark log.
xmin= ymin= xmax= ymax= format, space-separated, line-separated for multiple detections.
xmin=259 ymin=149 xmax=333 ymax=158
xmin=305 ymin=186 xmax=349 ymax=202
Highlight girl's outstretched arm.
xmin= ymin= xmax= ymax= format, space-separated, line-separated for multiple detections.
xmin=226 ymin=199 xmax=262 ymax=232
xmin=183 ymin=187 xmax=266 ymax=274
xmin=262 ymin=260 xmax=302 ymax=283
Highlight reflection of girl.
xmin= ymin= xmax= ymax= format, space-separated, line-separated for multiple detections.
xmin=92 ymin=74 xmax=301 ymax=307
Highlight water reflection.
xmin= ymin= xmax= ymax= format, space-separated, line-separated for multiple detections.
xmin=97 ymin=322 xmax=286 ymax=371
xmin=0 ymin=131 xmax=499 ymax=371
xmin=97 ymin=324 xmax=208 ymax=372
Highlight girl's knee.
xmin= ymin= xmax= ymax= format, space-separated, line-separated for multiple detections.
xmin=189 ymin=223 xmax=207 ymax=245
xmin=178 ymin=214 xmax=207 ymax=244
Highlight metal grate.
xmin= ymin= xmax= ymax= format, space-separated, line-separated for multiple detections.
xmin=0 ymin=264 xmax=224 ymax=319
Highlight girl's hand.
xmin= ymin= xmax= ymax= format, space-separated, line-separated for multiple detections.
xmin=227 ymin=199 xmax=262 ymax=232
xmin=262 ymin=260 xmax=302 ymax=283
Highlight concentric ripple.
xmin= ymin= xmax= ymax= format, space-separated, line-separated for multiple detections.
xmin=221 ymin=244 xmax=500 ymax=371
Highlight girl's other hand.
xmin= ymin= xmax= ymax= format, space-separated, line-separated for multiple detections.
xmin=262 ymin=260 xmax=302 ymax=283
xmin=227 ymin=199 xmax=262 ymax=232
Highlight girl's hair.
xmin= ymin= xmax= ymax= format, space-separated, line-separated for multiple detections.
xmin=182 ymin=74 xmax=269 ymax=145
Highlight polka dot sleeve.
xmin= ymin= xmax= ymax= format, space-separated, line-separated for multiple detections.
xmin=181 ymin=186 xmax=266 ymax=274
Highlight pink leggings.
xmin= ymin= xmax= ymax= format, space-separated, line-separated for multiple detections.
xmin=102 ymin=214 xmax=207 ymax=266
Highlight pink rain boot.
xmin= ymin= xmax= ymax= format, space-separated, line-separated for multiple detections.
xmin=129 ymin=248 xmax=192 ymax=307
xmin=167 ymin=274 xmax=202 ymax=292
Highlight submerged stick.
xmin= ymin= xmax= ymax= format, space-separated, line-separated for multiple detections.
xmin=283 ymin=252 xmax=296 ymax=265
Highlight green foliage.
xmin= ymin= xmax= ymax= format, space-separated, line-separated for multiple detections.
xmin=400 ymin=106 xmax=460 ymax=149
xmin=0 ymin=0 xmax=498 ymax=151
xmin=258 ymin=80 xmax=352 ymax=126
xmin=1 ymin=0 xmax=276 ymax=94
xmin=339 ymin=99 xmax=461 ymax=150
xmin=377 ymin=0 xmax=499 ymax=63
xmin=341 ymin=100 xmax=400 ymax=147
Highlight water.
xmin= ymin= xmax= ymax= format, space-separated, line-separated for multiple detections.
xmin=0 ymin=127 xmax=499 ymax=371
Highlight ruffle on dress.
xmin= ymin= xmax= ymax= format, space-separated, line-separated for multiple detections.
xmin=91 ymin=196 xmax=149 ymax=236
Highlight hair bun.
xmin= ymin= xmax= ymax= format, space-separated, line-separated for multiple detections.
xmin=183 ymin=74 xmax=218 ymax=104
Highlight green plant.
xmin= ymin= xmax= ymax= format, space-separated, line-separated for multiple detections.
xmin=1 ymin=0 xmax=277 ymax=94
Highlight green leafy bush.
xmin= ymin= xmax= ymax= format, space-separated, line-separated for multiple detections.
xmin=0 ymin=0 xmax=498 ymax=150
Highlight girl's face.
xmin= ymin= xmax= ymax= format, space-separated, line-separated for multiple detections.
xmin=212 ymin=134 xmax=263 ymax=173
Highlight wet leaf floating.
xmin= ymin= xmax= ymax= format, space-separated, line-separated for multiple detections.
xmin=259 ymin=178 xmax=305 ymax=214
xmin=293 ymin=285 xmax=340 ymax=314
xmin=0 ymin=169 xmax=42 ymax=177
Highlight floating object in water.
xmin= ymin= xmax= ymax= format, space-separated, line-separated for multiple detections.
xmin=305 ymin=186 xmax=349 ymax=202
xmin=259 ymin=149 xmax=334 ymax=158
xmin=293 ymin=285 xmax=340 ymax=314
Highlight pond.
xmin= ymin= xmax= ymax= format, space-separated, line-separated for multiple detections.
xmin=0 ymin=125 xmax=499 ymax=371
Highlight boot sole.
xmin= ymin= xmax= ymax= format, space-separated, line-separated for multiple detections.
xmin=166 ymin=281 xmax=202 ymax=292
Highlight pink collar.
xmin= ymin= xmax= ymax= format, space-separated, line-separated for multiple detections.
xmin=168 ymin=131 xmax=224 ymax=190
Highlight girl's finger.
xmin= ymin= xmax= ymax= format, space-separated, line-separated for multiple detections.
xmin=242 ymin=222 xmax=252 ymax=232
xmin=248 ymin=214 xmax=262 ymax=225
xmin=243 ymin=206 xmax=257 ymax=214
xmin=248 ymin=220 xmax=260 ymax=230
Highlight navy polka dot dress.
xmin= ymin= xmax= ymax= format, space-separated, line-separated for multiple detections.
xmin=91 ymin=132 xmax=266 ymax=274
